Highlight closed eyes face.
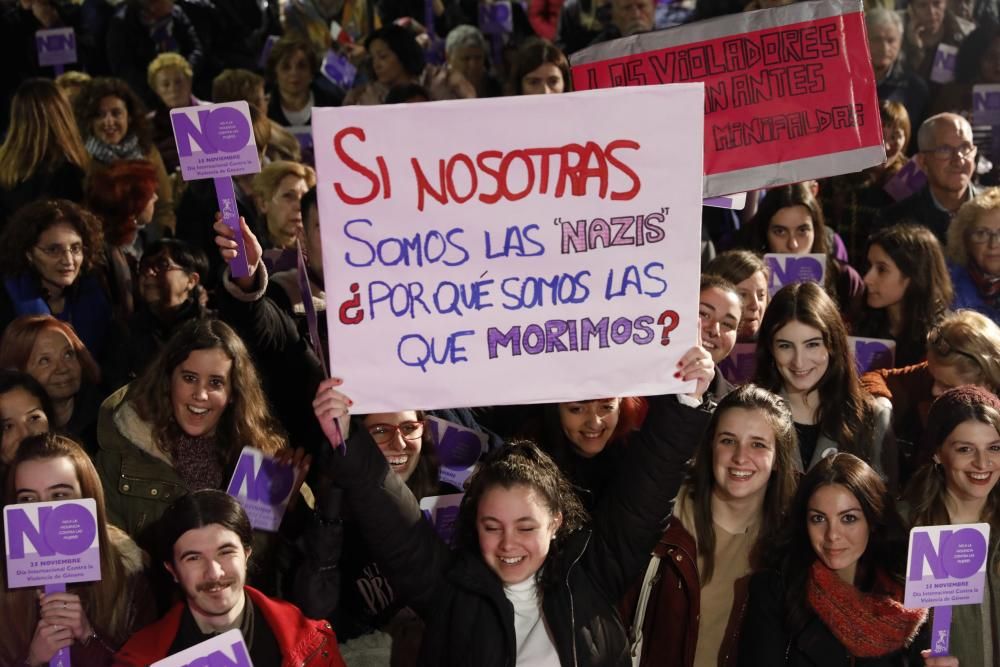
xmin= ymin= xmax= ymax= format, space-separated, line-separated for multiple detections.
xmin=477 ymin=484 xmax=561 ymax=585
xmin=14 ymin=456 xmax=82 ymax=503
xmin=558 ymin=398 xmax=621 ymax=458
xmin=806 ymin=483 xmax=869 ymax=582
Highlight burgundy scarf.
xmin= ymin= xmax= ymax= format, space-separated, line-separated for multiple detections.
xmin=807 ymin=560 xmax=926 ymax=658
xmin=968 ymin=264 xmax=1000 ymax=309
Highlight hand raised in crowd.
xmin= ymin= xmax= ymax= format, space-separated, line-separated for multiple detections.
xmin=312 ymin=377 xmax=353 ymax=448
xmin=676 ymin=330 xmax=715 ymax=401
xmin=273 ymin=446 xmax=313 ymax=510
xmin=213 ymin=214 xmax=263 ymax=292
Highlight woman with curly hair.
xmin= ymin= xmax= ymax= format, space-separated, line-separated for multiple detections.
xmin=855 ymin=223 xmax=954 ymax=367
xmin=0 ymin=199 xmax=110 ymax=357
xmin=74 ymin=77 xmax=175 ymax=235
xmin=946 ymin=187 xmax=1000 ymax=323
xmin=0 ymin=78 xmax=89 ymax=228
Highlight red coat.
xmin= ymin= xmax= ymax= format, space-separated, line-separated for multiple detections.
xmin=113 ymin=586 xmax=346 ymax=667
xmin=620 ymin=519 xmax=747 ymax=667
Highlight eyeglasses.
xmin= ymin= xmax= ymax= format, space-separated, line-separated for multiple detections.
xmin=923 ymin=143 xmax=977 ymax=161
xmin=968 ymin=228 xmax=1000 ymax=246
xmin=366 ymin=420 xmax=425 ymax=445
xmin=34 ymin=243 xmax=83 ymax=258
xmin=139 ymin=257 xmax=184 ymax=275
xmin=927 ymin=328 xmax=980 ymax=365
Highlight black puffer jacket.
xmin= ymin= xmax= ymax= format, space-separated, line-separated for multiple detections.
xmin=332 ymin=394 xmax=709 ymax=667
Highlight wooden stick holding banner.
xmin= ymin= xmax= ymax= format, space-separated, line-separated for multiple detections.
xmin=905 ymin=523 xmax=990 ymax=658
xmin=170 ymin=102 xmax=261 ymax=278
xmin=570 ymin=0 xmax=885 ymax=197
xmin=4 ymin=499 xmax=102 ymax=667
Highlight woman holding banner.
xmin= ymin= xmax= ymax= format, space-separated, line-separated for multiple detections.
xmin=310 ymin=343 xmax=714 ymax=667
xmin=620 ymin=384 xmax=798 ymax=667
xmin=738 ymin=453 xmax=953 ymax=666
xmin=904 ymin=385 xmax=1000 ymax=667
xmin=855 ymin=224 xmax=954 ymax=368
xmin=0 ymin=433 xmax=154 ymax=667
xmin=753 ymin=282 xmax=898 ymax=490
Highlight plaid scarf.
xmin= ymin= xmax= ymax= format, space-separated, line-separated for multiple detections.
xmin=807 ymin=560 xmax=926 ymax=658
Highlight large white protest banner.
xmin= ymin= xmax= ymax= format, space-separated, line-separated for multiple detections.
xmin=313 ymin=85 xmax=704 ymax=412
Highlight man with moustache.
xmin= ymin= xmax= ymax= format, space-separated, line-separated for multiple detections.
xmin=113 ymin=490 xmax=346 ymax=666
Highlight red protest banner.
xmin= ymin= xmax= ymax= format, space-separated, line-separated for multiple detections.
xmin=570 ymin=0 xmax=884 ymax=198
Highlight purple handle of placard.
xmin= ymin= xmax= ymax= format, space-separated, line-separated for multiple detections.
xmin=930 ymin=605 xmax=952 ymax=657
xmin=424 ymin=0 xmax=435 ymax=36
xmin=45 ymin=582 xmax=70 ymax=667
xmin=213 ymin=176 xmax=250 ymax=278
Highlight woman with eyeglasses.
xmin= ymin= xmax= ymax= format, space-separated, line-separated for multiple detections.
xmin=862 ymin=310 xmax=1000 ymax=484
xmin=946 ymin=187 xmax=1000 ymax=324
xmin=0 ymin=199 xmax=111 ymax=360
xmin=855 ymin=224 xmax=954 ymax=368
xmin=103 ymin=238 xmax=210 ymax=391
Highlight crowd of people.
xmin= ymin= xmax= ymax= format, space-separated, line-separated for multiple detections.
xmin=0 ymin=0 xmax=999 ymax=665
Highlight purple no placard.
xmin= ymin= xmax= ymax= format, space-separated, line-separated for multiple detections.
xmin=170 ymin=102 xmax=260 ymax=278
xmin=36 ymin=28 xmax=77 ymax=71
xmin=420 ymin=493 xmax=464 ymax=547
xmin=905 ymin=523 xmax=990 ymax=657
xmin=930 ymin=43 xmax=958 ymax=84
xmin=718 ymin=342 xmax=757 ymax=385
xmin=764 ymin=253 xmax=826 ymax=297
xmin=322 ymin=50 xmax=357 ymax=90
xmin=972 ymin=84 xmax=1000 ymax=126
xmin=883 ymin=158 xmax=927 ymax=203
xmin=226 ymin=447 xmax=296 ymax=532
xmin=479 ymin=1 xmax=513 ymax=34
xmin=848 ymin=336 xmax=895 ymax=375
xmin=426 ymin=416 xmax=488 ymax=488
xmin=4 ymin=499 xmax=101 ymax=589
xmin=151 ymin=629 xmax=251 ymax=667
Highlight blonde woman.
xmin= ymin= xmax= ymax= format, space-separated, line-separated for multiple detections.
xmin=947 ymin=187 xmax=1000 ymax=323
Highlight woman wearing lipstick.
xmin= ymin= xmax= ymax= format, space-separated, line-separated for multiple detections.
xmin=0 ymin=433 xmax=154 ymax=667
xmin=311 ymin=346 xmax=715 ymax=667
xmin=621 ymin=384 xmax=798 ymax=667
xmin=754 ymin=282 xmax=898 ymax=490
xmin=94 ymin=318 xmax=292 ymax=554
xmin=855 ymin=224 xmax=954 ymax=368
xmin=739 ymin=453 xmax=952 ymax=666
xmin=904 ymin=386 xmax=1000 ymax=666
xmin=0 ymin=199 xmax=111 ymax=359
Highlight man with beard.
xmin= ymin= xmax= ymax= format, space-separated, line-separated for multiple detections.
xmin=114 ymin=490 xmax=346 ymax=666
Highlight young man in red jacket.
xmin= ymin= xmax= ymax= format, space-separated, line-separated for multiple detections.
xmin=113 ymin=490 xmax=346 ymax=667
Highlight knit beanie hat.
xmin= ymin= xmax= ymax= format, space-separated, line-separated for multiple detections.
xmin=925 ymin=385 xmax=1000 ymax=450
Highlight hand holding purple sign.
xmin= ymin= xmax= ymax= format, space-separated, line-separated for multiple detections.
xmin=151 ymin=629 xmax=252 ymax=667
xmin=226 ymin=447 xmax=299 ymax=532
xmin=170 ymin=102 xmax=261 ymax=278
xmin=905 ymin=523 xmax=990 ymax=657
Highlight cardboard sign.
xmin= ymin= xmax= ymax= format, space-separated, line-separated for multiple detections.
xmin=764 ymin=253 xmax=826 ymax=296
xmin=420 ymin=493 xmax=464 ymax=546
xmin=4 ymin=499 xmax=100 ymax=588
xmin=930 ymin=43 xmax=958 ymax=85
xmin=427 ymin=416 xmax=488 ymax=488
xmin=479 ymin=0 xmax=513 ymax=34
xmin=972 ymin=84 xmax=1000 ymax=126
xmin=152 ymin=629 xmax=253 ymax=667
xmin=225 ymin=447 xmax=296 ymax=532
xmin=570 ymin=0 xmax=884 ymax=198
xmin=313 ymin=85 xmax=703 ymax=412
xmin=718 ymin=341 xmax=757 ymax=385
xmin=883 ymin=157 xmax=927 ymax=203
xmin=170 ymin=101 xmax=261 ymax=278
xmin=322 ymin=50 xmax=357 ymax=90
xmin=905 ymin=523 xmax=990 ymax=607
xmin=848 ymin=336 xmax=895 ymax=374
xmin=36 ymin=28 xmax=77 ymax=69
xmin=703 ymin=192 xmax=747 ymax=210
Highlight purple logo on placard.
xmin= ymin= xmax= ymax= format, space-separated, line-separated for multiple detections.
xmin=884 ymin=159 xmax=927 ymax=203
xmin=909 ymin=528 xmax=987 ymax=581
xmin=174 ymin=107 xmax=252 ymax=158
xmin=429 ymin=420 xmax=484 ymax=468
xmin=479 ymin=1 xmax=513 ymax=34
xmin=35 ymin=28 xmax=77 ymax=67
xmin=852 ymin=339 xmax=895 ymax=374
xmin=765 ymin=254 xmax=825 ymax=296
xmin=931 ymin=44 xmax=958 ymax=84
xmin=6 ymin=504 xmax=96 ymax=559
xmin=322 ymin=51 xmax=357 ymax=89
xmin=973 ymin=86 xmax=1000 ymax=126
xmin=718 ymin=343 xmax=756 ymax=385
xmin=151 ymin=631 xmax=252 ymax=667
xmin=180 ymin=642 xmax=251 ymax=667
xmin=226 ymin=449 xmax=295 ymax=532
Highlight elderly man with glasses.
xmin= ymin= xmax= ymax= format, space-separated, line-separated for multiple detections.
xmin=875 ymin=112 xmax=978 ymax=246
